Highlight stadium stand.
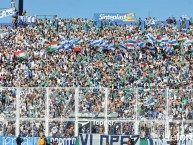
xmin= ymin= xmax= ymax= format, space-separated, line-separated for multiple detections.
xmin=0 ymin=16 xmax=193 ymax=143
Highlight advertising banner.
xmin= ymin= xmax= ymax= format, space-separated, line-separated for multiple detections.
xmin=19 ymin=16 xmax=36 ymax=23
xmin=0 ymin=137 xmax=76 ymax=145
xmin=0 ymin=8 xmax=15 ymax=19
xmin=79 ymin=134 xmax=140 ymax=145
xmin=93 ymin=13 xmax=135 ymax=22
xmin=0 ymin=137 xmax=39 ymax=145
xmin=50 ymin=137 xmax=77 ymax=145
xmin=79 ymin=134 xmax=193 ymax=145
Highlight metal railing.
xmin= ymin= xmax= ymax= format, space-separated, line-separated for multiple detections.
xmin=0 ymin=88 xmax=192 ymax=138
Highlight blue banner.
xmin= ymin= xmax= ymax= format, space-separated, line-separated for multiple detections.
xmin=0 ymin=137 xmax=39 ymax=145
xmin=0 ymin=137 xmax=77 ymax=145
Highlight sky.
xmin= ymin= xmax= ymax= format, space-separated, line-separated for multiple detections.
xmin=0 ymin=0 xmax=193 ymax=23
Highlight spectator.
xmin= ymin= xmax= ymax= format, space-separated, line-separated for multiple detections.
xmin=38 ymin=136 xmax=45 ymax=145
xmin=22 ymin=10 xmax=27 ymax=16
xmin=16 ymin=134 xmax=23 ymax=145
xmin=170 ymin=136 xmax=177 ymax=145
xmin=127 ymin=136 xmax=134 ymax=145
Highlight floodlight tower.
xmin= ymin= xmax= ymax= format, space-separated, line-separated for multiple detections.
xmin=15 ymin=0 xmax=23 ymax=15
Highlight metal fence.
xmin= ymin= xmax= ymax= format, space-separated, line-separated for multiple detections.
xmin=0 ymin=88 xmax=192 ymax=138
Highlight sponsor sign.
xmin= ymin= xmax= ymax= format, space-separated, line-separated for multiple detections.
xmin=79 ymin=134 xmax=193 ymax=145
xmin=93 ymin=13 xmax=135 ymax=22
xmin=50 ymin=137 xmax=77 ymax=145
xmin=0 ymin=137 xmax=76 ymax=145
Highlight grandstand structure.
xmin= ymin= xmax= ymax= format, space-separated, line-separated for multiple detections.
xmin=0 ymin=2 xmax=193 ymax=144
xmin=0 ymin=88 xmax=192 ymax=138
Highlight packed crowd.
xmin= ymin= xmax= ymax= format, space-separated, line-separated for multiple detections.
xmin=2 ymin=120 xmax=16 ymax=136
xmin=138 ymin=89 xmax=166 ymax=120
xmin=0 ymin=17 xmax=192 ymax=88
xmin=169 ymin=89 xmax=193 ymax=120
xmin=49 ymin=88 xmax=75 ymax=118
xmin=19 ymin=120 xmax=45 ymax=137
xmin=169 ymin=122 xmax=193 ymax=138
xmin=108 ymin=89 xmax=136 ymax=119
xmin=49 ymin=121 xmax=74 ymax=137
xmin=0 ymin=88 xmax=16 ymax=118
xmin=0 ymin=16 xmax=193 ymax=138
xmin=78 ymin=88 xmax=105 ymax=118
xmin=20 ymin=88 xmax=46 ymax=118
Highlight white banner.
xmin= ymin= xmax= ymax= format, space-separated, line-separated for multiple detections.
xmin=79 ymin=134 xmax=193 ymax=145
xmin=79 ymin=134 xmax=140 ymax=145
xmin=19 ymin=16 xmax=36 ymax=23
xmin=0 ymin=8 xmax=15 ymax=18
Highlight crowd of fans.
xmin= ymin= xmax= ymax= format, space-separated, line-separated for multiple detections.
xmin=0 ymin=17 xmax=192 ymax=88
xmin=2 ymin=120 xmax=16 ymax=136
xmin=19 ymin=120 xmax=45 ymax=137
xmin=0 ymin=88 xmax=16 ymax=118
xmin=49 ymin=88 xmax=75 ymax=118
xmin=20 ymin=88 xmax=46 ymax=118
xmin=138 ymin=89 xmax=166 ymax=120
xmin=0 ymin=16 xmax=193 ymax=138
xmin=169 ymin=122 xmax=193 ymax=138
xmin=79 ymin=88 xmax=105 ymax=118
xmin=169 ymin=89 xmax=193 ymax=120
xmin=49 ymin=121 xmax=74 ymax=137
xmin=108 ymin=89 xmax=136 ymax=119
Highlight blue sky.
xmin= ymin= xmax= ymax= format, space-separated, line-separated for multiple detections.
xmin=0 ymin=0 xmax=193 ymax=23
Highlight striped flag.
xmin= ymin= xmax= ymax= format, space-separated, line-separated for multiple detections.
xmin=108 ymin=43 xmax=116 ymax=51
xmin=71 ymin=38 xmax=82 ymax=46
xmin=126 ymin=44 xmax=135 ymax=49
xmin=14 ymin=50 xmax=26 ymax=59
xmin=159 ymin=43 xmax=165 ymax=50
xmin=183 ymin=40 xmax=192 ymax=46
xmin=59 ymin=40 xmax=73 ymax=51
xmin=165 ymin=45 xmax=174 ymax=54
xmin=137 ymin=42 xmax=145 ymax=49
xmin=168 ymin=39 xmax=178 ymax=45
xmin=161 ymin=37 xmax=168 ymax=43
xmin=190 ymin=37 xmax=193 ymax=44
xmin=178 ymin=36 xmax=188 ymax=41
xmin=120 ymin=44 xmax=127 ymax=52
xmin=126 ymin=40 xmax=136 ymax=49
xmin=156 ymin=37 xmax=162 ymax=44
xmin=146 ymin=34 xmax=155 ymax=44
xmin=91 ymin=38 xmax=103 ymax=46
xmin=127 ymin=40 xmax=137 ymax=44
xmin=48 ymin=41 xmax=59 ymax=52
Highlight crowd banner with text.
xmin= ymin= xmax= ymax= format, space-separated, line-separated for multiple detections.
xmin=79 ymin=134 xmax=193 ymax=145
